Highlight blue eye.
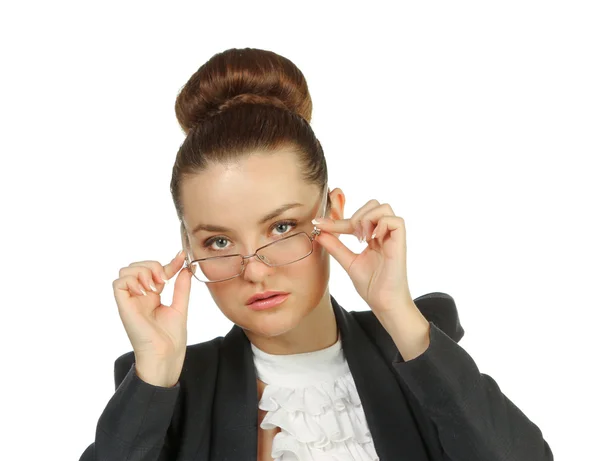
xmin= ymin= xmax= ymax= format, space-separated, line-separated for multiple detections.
xmin=273 ymin=220 xmax=297 ymax=235
xmin=209 ymin=237 xmax=229 ymax=249
xmin=203 ymin=220 xmax=298 ymax=252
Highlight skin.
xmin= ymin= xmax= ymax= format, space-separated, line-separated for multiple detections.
xmin=175 ymin=147 xmax=430 ymax=459
xmin=178 ymin=149 xmax=346 ymax=355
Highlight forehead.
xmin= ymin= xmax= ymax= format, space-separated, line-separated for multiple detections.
xmin=180 ymin=151 xmax=317 ymax=228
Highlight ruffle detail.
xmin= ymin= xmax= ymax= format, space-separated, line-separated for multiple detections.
xmin=259 ymin=372 xmax=379 ymax=460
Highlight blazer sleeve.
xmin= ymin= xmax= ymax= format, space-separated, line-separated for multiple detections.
xmin=391 ymin=321 xmax=554 ymax=461
xmin=78 ymin=354 xmax=181 ymax=461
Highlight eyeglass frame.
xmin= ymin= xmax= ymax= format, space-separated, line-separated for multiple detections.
xmin=183 ymin=182 xmax=330 ymax=283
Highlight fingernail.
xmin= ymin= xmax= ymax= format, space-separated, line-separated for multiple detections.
xmin=312 ymin=219 xmax=321 ymax=225
xmin=140 ymin=287 xmax=147 ymax=296
xmin=149 ymin=281 xmax=157 ymax=292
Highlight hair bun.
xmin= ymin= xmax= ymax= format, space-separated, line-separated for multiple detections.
xmin=217 ymin=93 xmax=289 ymax=113
xmin=175 ymin=48 xmax=312 ymax=134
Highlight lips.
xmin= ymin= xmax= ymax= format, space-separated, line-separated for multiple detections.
xmin=246 ymin=291 xmax=289 ymax=305
xmin=246 ymin=293 xmax=290 ymax=311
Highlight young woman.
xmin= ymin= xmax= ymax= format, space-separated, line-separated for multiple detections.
xmin=79 ymin=48 xmax=553 ymax=461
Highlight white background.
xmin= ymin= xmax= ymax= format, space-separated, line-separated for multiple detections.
xmin=1 ymin=1 xmax=598 ymax=459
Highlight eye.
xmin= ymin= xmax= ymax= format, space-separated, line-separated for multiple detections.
xmin=203 ymin=236 xmax=229 ymax=251
xmin=202 ymin=220 xmax=298 ymax=252
xmin=272 ymin=220 xmax=297 ymax=236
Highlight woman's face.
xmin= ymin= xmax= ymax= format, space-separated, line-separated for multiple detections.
xmin=179 ymin=150 xmax=344 ymax=338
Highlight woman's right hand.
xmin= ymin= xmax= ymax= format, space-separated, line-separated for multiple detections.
xmin=112 ymin=249 xmax=193 ymax=386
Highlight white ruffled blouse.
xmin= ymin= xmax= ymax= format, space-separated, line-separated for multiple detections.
xmin=251 ymin=331 xmax=380 ymax=461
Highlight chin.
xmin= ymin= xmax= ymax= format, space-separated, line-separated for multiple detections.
xmin=238 ymin=295 xmax=310 ymax=338
xmin=247 ymin=321 xmax=300 ymax=339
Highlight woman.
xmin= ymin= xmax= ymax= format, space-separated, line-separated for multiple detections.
xmin=79 ymin=48 xmax=553 ymax=461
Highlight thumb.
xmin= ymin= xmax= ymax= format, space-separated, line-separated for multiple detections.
xmin=171 ymin=264 xmax=192 ymax=318
xmin=316 ymin=231 xmax=358 ymax=273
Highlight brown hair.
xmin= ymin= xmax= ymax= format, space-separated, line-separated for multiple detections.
xmin=170 ymin=48 xmax=330 ymax=246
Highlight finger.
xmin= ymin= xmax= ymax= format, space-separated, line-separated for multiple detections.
xmin=355 ymin=204 xmax=394 ymax=241
xmin=371 ymin=216 xmax=407 ymax=257
xmin=371 ymin=215 xmax=405 ymax=237
xmin=312 ymin=218 xmax=357 ymax=237
xmin=127 ymin=249 xmax=186 ymax=285
xmin=349 ymin=199 xmax=380 ymax=221
xmin=315 ymin=231 xmax=359 ymax=273
xmin=119 ymin=266 xmax=160 ymax=294
xmin=113 ymin=274 xmax=149 ymax=304
xmin=313 ymin=200 xmax=381 ymax=240
xmin=164 ymin=250 xmax=187 ymax=282
xmin=349 ymin=199 xmax=381 ymax=240
xmin=130 ymin=251 xmax=182 ymax=282
xmin=117 ymin=250 xmax=186 ymax=297
xmin=126 ymin=261 xmax=169 ymax=286
xmin=313 ymin=216 xmax=375 ymax=242
xmin=372 ymin=219 xmax=387 ymax=247
xmin=170 ymin=261 xmax=192 ymax=319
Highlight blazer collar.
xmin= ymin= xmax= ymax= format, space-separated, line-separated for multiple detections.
xmin=209 ymin=295 xmax=433 ymax=461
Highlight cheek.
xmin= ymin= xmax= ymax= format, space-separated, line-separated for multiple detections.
xmin=287 ymin=241 xmax=327 ymax=273
xmin=207 ymin=282 xmax=230 ymax=300
xmin=286 ymin=243 xmax=330 ymax=289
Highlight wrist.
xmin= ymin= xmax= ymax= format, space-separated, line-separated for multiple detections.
xmin=134 ymin=359 xmax=180 ymax=388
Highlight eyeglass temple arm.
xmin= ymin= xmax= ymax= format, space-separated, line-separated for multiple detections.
xmin=311 ymin=182 xmax=329 ymax=238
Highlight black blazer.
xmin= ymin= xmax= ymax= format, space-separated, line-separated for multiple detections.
xmin=79 ymin=292 xmax=553 ymax=461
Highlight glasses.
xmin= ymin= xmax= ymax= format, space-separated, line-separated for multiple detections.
xmin=183 ymin=183 xmax=329 ymax=283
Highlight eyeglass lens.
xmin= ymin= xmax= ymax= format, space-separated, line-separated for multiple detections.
xmin=189 ymin=232 xmax=313 ymax=282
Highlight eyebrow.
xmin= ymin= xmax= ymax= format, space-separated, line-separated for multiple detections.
xmin=191 ymin=202 xmax=305 ymax=234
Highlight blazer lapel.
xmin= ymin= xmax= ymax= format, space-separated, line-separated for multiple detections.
xmin=209 ymin=295 xmax=434 ymax=461
xmin=210 ymin=324 xmax=259 ymax=461
xmin=331 ymin=296 xmax=432 ymax=461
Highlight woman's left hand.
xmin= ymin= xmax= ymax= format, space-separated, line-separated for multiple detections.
xmin=313 ymin=200 xmax=415 ymax=316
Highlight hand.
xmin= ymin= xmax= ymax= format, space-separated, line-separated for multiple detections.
xmin=112 ymin=250 xmax=192 ymax=373
xmin=313 ymin=200 xmax=414 ymax=315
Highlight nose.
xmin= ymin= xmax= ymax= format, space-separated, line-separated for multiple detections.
xmin=241 ymin=253 xmax=275 ymax=282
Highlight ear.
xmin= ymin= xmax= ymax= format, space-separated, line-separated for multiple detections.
xmin=327 ymin=188 xmax=345 ymax=236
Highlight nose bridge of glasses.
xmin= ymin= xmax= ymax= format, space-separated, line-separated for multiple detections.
xmin=241 ymin=251 xmax=267 ymax=262
xmin=238 ymin=248 xmax=273 ymax=273
xmin=240 ymin=247 xmax=272 ymax=268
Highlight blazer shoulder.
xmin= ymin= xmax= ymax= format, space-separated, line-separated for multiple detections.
xmin=352 ymin=292 xmax=465 ymax=343
xmin=113 ymin=335 xmax=226 ymax=390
